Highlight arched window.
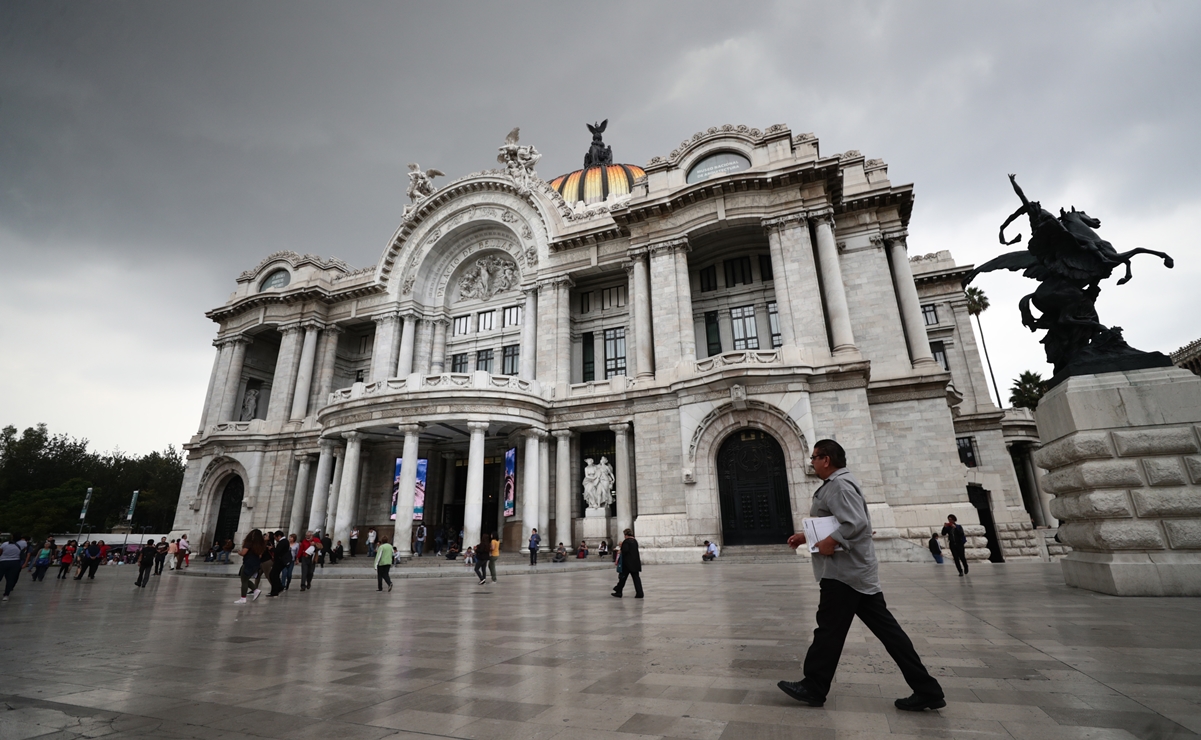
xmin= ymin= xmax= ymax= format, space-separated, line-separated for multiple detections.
xmin=259 ymin=269 xmax=291 ymax=291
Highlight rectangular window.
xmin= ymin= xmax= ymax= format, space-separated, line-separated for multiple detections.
xmin=730 ymin=305 xmax=759 ymax=350
xmin=699 ymin=265 xmax=718 ymax=292
xmin=768 ymin=302 xmax=782 ymax=348
xmin=922 ymin=304 xmax=938 ymax=326
xmin=452 ymin=316 xmax=470 ymax=336
xmin=477 ymin=310 xmax=495 ymax=332
xmin=579 ymin=291 xmax=591 ymax=313
xmin=759 ymin=254 xmax=774 ymax=282
xmin=930 ymin=341 xmax=949 ymax=371
xmin=601 ymin=285 xmax=627 ymax=310
xmin=956 ymin=436 xmax=979 ymax=468
xmin=503 ymin=306 xmax=522 ymax=327
xmin=603 ymin=327 xmax=626 ymax=378
xmin=501 ymin=344 xmax=520 ymax=375
xmin=451 ymin=353 xmax=469 ymax=373
xmin=724 ymin=256 xmax=753 ymax=288
xmin=582 ymin=332 xmax=595 ymax=382
xmin=358 ymin=335 xmax=370 ymax=354
xmin=476 ymin=349 xmax=494 ymax=373
xmin=354 ymin=369 xmax=365 ymax=383
xmin=704 ymin=311 xmax=722 ymax=357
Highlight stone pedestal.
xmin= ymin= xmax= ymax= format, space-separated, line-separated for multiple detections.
xmin=1033 ymin=367 xmax=1201 ymax=596
xmin=581 ymin=508 xmax=611 ymax=546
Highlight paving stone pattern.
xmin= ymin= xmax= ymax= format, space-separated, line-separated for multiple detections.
xmin=1 ymin=562 xmax=1199 ymax=739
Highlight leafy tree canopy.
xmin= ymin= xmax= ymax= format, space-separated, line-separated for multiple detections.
xmin=1009 ymin=371 xmax=1047 ymax=410
xmin=0 ymin=424 xmax=184 ymax=541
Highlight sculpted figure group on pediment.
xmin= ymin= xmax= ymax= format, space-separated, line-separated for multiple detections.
xmin=456 ymin=254 xmax=519 ymax=302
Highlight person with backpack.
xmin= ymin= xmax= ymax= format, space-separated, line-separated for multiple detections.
xmin=135 ymin=540 xmax=156 ymax=587
xmin=235 ymin=530 xmax=267 ymax=604
xmin=74 ymin=541 xmax=102 ymax=580
xmin=414 ymin=523 xmax=427 ymax=557
xmin=941 ymin=514 xmax=968 ymax=576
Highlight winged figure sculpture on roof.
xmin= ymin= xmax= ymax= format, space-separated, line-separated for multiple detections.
xmin=406 ymin=163 xmax=444 ymax=203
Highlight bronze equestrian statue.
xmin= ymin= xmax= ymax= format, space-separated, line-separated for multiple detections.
xmin=964 ymin=175 xmax=1175 ymax=387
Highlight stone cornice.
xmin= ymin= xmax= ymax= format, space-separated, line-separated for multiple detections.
xmin=237 ymin=251 xmax=351 ymax=283
xmin=645 ymin=123 xmax=791 ymax=170
xmin=882 ymin=229 xmax=909 ymax=246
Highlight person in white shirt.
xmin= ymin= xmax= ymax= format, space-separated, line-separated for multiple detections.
xmin=702 ymin=540 xmax=719 ymax=562
xmin=367 ymin=528 xmax=378 ymax=557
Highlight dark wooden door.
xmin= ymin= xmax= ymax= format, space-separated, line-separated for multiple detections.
xmin=717 ymin=430 xmax=794 ymax=546
xmin=213 ymin=476 xmax=244 ymax=545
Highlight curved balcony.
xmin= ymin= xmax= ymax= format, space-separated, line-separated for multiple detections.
xmin=695 ymin=349 xmax=780 ymax=374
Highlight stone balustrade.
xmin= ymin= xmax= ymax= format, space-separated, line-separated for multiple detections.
xmin=567 ymin=375 xmax=638 ymax=397
xmin=695 ymin=349 xmax=780 ymax=374
xmin=328 ymin=371 xmax=544 ymax=405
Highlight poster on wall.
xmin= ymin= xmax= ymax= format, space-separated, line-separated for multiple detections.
xmin=390 ymin=458 xmax=429 ymax=521
xmin=503 ymin=447 xmax=516 ymax=517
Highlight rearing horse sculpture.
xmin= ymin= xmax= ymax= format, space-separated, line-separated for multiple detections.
xmin=965 ymin=175 xmax=1174 ymax=385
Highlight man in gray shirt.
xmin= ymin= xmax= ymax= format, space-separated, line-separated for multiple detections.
xmin=778 ymin=439 xmax=945 ymax=712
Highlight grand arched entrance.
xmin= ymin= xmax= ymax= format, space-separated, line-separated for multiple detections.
xmin=717 ymin=429 xmax=793 ymax=546
xmin=213 ymin=476 xmax=244 ymax=545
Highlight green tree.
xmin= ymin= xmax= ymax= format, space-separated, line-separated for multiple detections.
xmin=965 ymin=286 xmax=1003 ymax=407
xmin=1009 ymin=371 xmax=1047 ymax=410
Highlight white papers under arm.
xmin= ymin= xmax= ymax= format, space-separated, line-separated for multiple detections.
xmin=802 ymin=516 xmax=844 ymax=553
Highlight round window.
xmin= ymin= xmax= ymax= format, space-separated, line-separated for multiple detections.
xmin=686 ymin=151 xmax=751 ymax=184
xmin=260 ymin=269 xmax=291 ymax=291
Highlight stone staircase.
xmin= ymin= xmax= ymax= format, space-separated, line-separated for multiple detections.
xmin=713 ymin=544 xmax=805 ymax=564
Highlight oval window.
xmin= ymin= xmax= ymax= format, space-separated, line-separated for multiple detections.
xmin=260 ymin=269 xmax=291 ymax=291
xmin=686 ymin=151 xmax=751 ymax=184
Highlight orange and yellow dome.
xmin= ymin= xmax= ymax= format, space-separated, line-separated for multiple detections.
xmin=550 ymin=164 xmax=645 ymax=206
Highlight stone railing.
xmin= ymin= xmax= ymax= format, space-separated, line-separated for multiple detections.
xmin=695 ymin=349 xmax=780 ymax=374
xmin=567 ymin=375 xmax=637 ymax=398
xmin=207 ymin=420 xmax=263 ymax=434
xmin=328 ymin=372 xmax=542 ymax=404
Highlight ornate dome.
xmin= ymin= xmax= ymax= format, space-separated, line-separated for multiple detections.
xmin=550 ymin=163 xmax=646 ymax=206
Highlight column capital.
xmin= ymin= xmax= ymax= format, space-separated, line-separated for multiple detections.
xmin=441 ymin=450 xmax=457 ymax=461
xmin=536 ymin=275 xmax=574 ymax=291
xmin=522 ymin=284 xmax=539 ymax=298
xmin=628 ymin=244 xmax=650 ymax=259
xmin=278 ymin=322 xmax=305 ymax=336
xmin=622 ymin=261 xmax=635 ymax=276
xmin=609 ymin=421 xmax=631 ymax=436
xmin=881 ymin=229 xmax=909 ymax=246
xmin=342 ymin=431 xmax=363 ymax=441
xmin=324 ymin=323 xmax=345 ymax=336
xmin=648 ymin=236 xmax=690 ymax=256
xmin=398 ymin=423 xmax=424 ymax=435
xmin=294 ymin=452 xmax=314 ymax=462
xmin=431 ymin=317 xmax=451 ymax=328
xmin=399 ymin=309 xmax=423 ymax=322
xmin=372 ymin=311 xmax=400 ymax=326
xmin=551 ymin=429 xmax=573 ymax=441
xmin=761 ymin=211 xmax=809 ymax=231
xmin=808 ymin=207 xmax=836 ymax=227
xmin=214 ymin=334 xmax=252 ymax=348
xmin=526 ymin=428 xmax=548 ymax=440
xmin=467 ymin=420 xmax=490 ymax=433
xmin=299 ymin=319 xmax=324 ymax=332
xmin=318 ymin=438 xmax=338 ymax=453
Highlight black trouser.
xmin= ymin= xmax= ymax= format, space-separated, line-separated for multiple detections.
xmin=349 ymin=539 xmax=358 ymax=557
xmin=474 ymin=558 xmax=489 ymax=581
xmin=949 ymin=545 xmax=968 ymax=575
xmin=800 ymin=578 xmax=942 ymax=701
xmin=300 ymin=558 xmax=315 ymax=589
xmin=377 ymin=565 xmax=392 ymax=590
xmin=57 ymin=562 xmax=72 ymax=579
xmin=154 ymin=554 xmax=166 ymax=575
xmin=1 ymin=561 xmax=21 ymax=596
xmin=75 ymin=559 xmax=100 ymax=579
xmin=268 ymin=561 xmax=285 ymax=595
xmin=33 ymin=564 xmax=50 ymax=581
xmin=614 ymin=570 xmax=643 ymax=597
xmin=529 ymin=547 xmax=538 ymax=565
xmin=135 ymin=564 xmax=153 ymax=587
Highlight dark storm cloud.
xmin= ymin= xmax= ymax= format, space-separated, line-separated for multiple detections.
xmin=1 ymin=0 xmax=1198 ymax=451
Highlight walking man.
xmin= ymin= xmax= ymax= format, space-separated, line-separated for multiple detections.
xmin=374 ymin=536 xmax=394 ymax=591
xmin=154 ymin=537 xmax=169 ymax=574
xmin=941 ymin=515 xmax=968 ymax=576
xmin=135 ymin=540 xmax=156 ymax=587
xmin=75 ymin=541 xmax=102 ymax=580
xmin=528 ymin=528 xmax=540 ymax=566
xmin=475 ymin=533 xmax=491 ymax=585
xmin=415 ymin=523 xmax=427 ymax=557
xmin=612 ymin=528 xmax=643 ymax=598
xmin=367 ymin=528 xmax=377 ymax=557
xmin=488 ymin=534 xmax=500 ymax=582
xmin=266 ymin=531 xmax=289 ymax=597
xmin=778 ymin=439 xmax=945 ymax=711
xmin=298 ymin=531 xmax=319 ymax=591
xmin=1 ymin=535 xmax=27 ymax=601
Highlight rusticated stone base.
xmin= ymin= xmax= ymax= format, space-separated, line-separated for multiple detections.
xmin=1062 ymin=551 xmax=1201 ymax=596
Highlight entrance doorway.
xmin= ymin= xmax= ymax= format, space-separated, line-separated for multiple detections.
xmin=213 ymin=476 xmax=244 ymax=546
xmin=967 ymin=484 xmax=1005 ymax=562
xmin=716 ymin=429 xmax=794 ymax=546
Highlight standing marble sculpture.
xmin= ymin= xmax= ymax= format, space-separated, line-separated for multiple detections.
xmin=595 ymin=456 xmax=614 ymax=507
xmin=240 ymin=389 xmax=258 ymax=421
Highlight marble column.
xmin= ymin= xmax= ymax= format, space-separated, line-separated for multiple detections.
xmin=631 ymin=250 xmax=655 ymax=379
xmin=312 ymin=326 xmax=342 ymax=412
xmin=307 ymin=440 xmax=336 ymax=533
xmin=522 ymin=429 xmax=542 ymax=552
xmin=289 ymin=454 xmax=313 ymax=535
xmin=813 ymin=212 xmax=857 ymax=354
xmin=326 ymin=446 xmax=345 ymax=537
xmin=1023 ymin=450 xmax=1056 ymax=528
xmin=538 ymin=432 xmax=550 ymax=539
xmin=555 ymin=279 xmax=572 ymax=388
xmin=647 ymin=238 xmax=688 ymax=372
xmin=440 ymin=451 xmax=457 ymax=525
xmin=430 ymin=319 xmax=450 ymax=374
xmin=553 ymin=430 xmax=572 ymax=549
xmin=761 ymin=218 xmax=799 ymax=348
xmin=267 ymin=325 xmax=304 ymax=421
xmin=371 ymin=313 xmax=399 ymax=383
xmin=672 ymin=242 xmax=696 ymax=367
xmin=463 ymin=421 xmax=489 ymax=550
xmin=290 ymin=323 xmax=321 ymax=420
xmin=333 ymin=432 xmax=362 ymax=547
xmin=520 ymin=288 xmax=538 ymax=380
xmin=198 ymin=341 xmax=224 ymax=432
xmin=353 ymin=450 xmax=370 ymax=553
xmin=611 ymin=423 xmax=633 ymax=535
xmin=884 ymin=230 xmax=938 ymax=369
xmin=396 ymin=312 xmax=419 ymax=377
xmin=394 ymin=423 xmax=423 ymax=557
xmin=217 ymin=337 xmax=251 ymax=422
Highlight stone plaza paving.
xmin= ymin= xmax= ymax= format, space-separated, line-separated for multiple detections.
xmin=1 ymin=559 xmax=1199 ymax=740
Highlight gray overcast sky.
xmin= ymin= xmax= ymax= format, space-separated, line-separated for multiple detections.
xmin=2 ymin=1 xmax=1198 ymax=454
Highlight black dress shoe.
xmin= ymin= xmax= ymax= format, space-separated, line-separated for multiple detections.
xmin=894 ymin=693 xmax=946 ymax=711
xmin=777 ymin=681 xmax=824 ymax=707
xmin=611 ymin=593 xmax=621 ymax=598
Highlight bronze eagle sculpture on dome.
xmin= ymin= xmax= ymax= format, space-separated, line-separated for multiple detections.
xmin=964 ymin=175 xmax=1175 ymax=387
xmin=584 ymin=120 xmax=613 ymax=168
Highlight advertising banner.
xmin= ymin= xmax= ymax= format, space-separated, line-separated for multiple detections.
xmin=391 ymin=458 xmax=428 ymax=521
xmin=503 ymin=447 xmax=516 ymax=517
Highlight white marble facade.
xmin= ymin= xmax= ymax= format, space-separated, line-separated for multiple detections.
xmin=170 ymin=124 xmax=1041 ymax=562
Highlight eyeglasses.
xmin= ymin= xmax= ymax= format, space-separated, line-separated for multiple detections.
xmin=809 ymin=454 xmax=828 ymax=461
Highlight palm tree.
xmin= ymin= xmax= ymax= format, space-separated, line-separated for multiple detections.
xmin=1009 ymin=371 xmax=1046 ymax=409
xmin=965 ymin=286 xmax=1002 ymax=407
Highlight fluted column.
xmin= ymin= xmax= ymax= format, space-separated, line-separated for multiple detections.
xmin=672 ymin=242 xmax=696 ymax=367
xmin=307 ymin=440 xmax=336 ymax=533
xmin=216 ymin=337 xmax=251 ymax=422
xmin=555 ymin=279 xmax=572 ymax=388
xmin=647 ymin=238 xmax=688 ymax=372
xmin=463 ymin=421 xmax=489 ymax=549
xmin=611 ymin=423 xmax=632 ymax=535
xmin=326 ymin=446 xmax=345 ymax=536
xmin=761 ymin=217 xmax=799 ymax=348
xmin=430 ymin=319 xmax=450 ymax=374
xmin=289 ymin=454 xmax=313 ymax=535
xmin=396 ymin=312 xmax=419 ymax=377
xmin=333 ymin=432 xmax=363 ymax=547
xmin=439 ymin=451 xmax=457 ymax=525
xmin=520 ymin=288 xmax=538 ymax=380
xmin=553 ymin=430 xmax=572 ymax=548
xmin=266 ymin=325 xmax=303 ymax=421
xmin=813 ymin=210 xmax=856 ymax=354
xmin=631 ymin=250 xmax=655 ymax=379
xmin=521 ymin=429 xmax=542 ymax=552
xmin=394 ymin=423 xmax=423 ymax=557
xmin=313 ymin=326 xmax=342 ymax=411
xmin=884 ymin=230 xmax=938 ymax=369
xmin=538 ymin=432 xmax=550 ymax=538
xmin=290 ymin=323 xmax=321 ymax=420
xmin=198 ymin=341 xmax=225 ymax=432
xmin=370 ymin=313 xmax=399 ymax=382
